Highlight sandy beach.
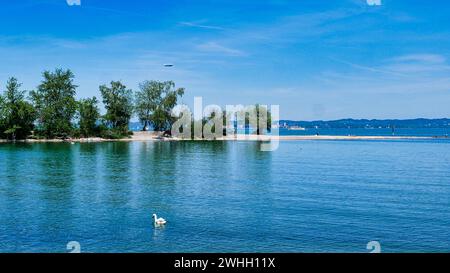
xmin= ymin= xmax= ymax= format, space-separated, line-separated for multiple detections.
xmin=0 ymin=131 xmax=446 ymax=143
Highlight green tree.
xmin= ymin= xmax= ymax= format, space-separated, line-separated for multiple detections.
xmin=135 ymin=81 xmax=184 ymax=132
xmin=30 ymin=69 xmax=78 ymax=139
xmin=77 ymin=97 xmax=100 ymax=137
xmin=255 ymin=104 xmax=272 ymax=135
xmin=243 ymin=104 xmax=272 ymax=135
xmin=0 ymin=95 xmax=6 ymax=138
xmin=1 ymin=77 xmax=36 ymax=140
xmin=135 ymin=81 xmax=158 ymax=131
xmin=100 ymin=81 xmax=133 ymax=133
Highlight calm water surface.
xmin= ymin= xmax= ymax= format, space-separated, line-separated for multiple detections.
xmin=1 ymin=140 xmax=450 ymax=253
xmin=277 ymin=127 xmax=450 ymax=137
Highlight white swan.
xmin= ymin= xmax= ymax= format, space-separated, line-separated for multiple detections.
xmin=152 ymin=214 xmax=167 ymax=225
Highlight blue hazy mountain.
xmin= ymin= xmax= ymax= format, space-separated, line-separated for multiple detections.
xmin=279 ymin=118 xmax=450 ymax=129
xmin=131 ymin=118 xmax=450 ymax=131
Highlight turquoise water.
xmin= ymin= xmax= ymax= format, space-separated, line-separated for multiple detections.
xmin=1 ymin=140 xmax=450 ymax=253
xmin=277 ymin=128 xmax=450 ymax=137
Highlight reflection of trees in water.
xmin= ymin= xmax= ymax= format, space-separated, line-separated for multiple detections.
xmin=0 ymin=141 xmax=279 ymax=251
xmin=224 ymin=141 xmax=275 ymax=234
xmin=227 ymin=141 xmax=273 ymax=182
xmin=31 ymin=143 xmax=77 ymax=247
xmin=99 ymin=142 xmax=132 ymax=207
xmin=134 ymin=141 xmax=179 ymax=215
xmin=34 ymin=143 xmax=75 ymax=190
xmin=2 ymin=143 xmax=35 ymax=184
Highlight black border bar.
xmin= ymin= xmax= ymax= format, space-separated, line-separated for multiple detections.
xmin=1 ymin=253 xmax=448 ymax=272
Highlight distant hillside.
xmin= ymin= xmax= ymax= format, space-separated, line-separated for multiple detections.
xmin=130 ymin=119 xmax=450 ymax=131
xmin=279 ymin=118 xmax=450 ymax=129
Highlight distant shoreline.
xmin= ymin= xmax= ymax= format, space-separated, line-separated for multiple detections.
xmin=0 ymin=131 xmax=448 ymax=143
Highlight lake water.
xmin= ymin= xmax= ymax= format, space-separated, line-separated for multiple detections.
xmin=1 ymin=140 xmax=450 ymax=253
xmin=277 ymin=127 xmax=450 ymax=137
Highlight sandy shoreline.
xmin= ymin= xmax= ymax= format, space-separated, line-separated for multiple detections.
xmin=220 ymin=135 xmax=441 ymax=141
xmin=0 ymin=131 xmax=447 ymax=143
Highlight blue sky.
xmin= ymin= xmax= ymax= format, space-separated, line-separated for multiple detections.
xmin=1 ymin=0 xmax=450 ymax=120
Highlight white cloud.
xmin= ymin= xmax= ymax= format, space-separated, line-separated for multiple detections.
xmin=196 ymin=41 xmax=245 ymax=56
xmin=391 ymin=54 xmax=446 ymax=64
xmin=66 ymin=0 xmax=81 ymax=6
xmin=180 ymin=21 xmax=225 ymax=31
xmin=318 ymin=53 xmax=450 ymax=99
xmin=328 ymin=53 xmax=450 ymax=78
xmin=366 ymin=0 xmax=382 ymax=6
xmin=329 ymin=57 xmax=408 ymax=77
xmin=385 ymin=56 xmax=450 ymax=73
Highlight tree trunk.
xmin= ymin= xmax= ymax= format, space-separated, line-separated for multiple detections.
xmin=142 ymin=120 xmax=148 ymax=131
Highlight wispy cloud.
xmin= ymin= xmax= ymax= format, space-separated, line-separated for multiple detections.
xmin=179 ymin=21 xmax=225 ymax=31
xmin=66 ymin=0 xmax=81 ymax=6
xmin=328 ymin=53 xmax=450 ymax=79
xmin=391 ymin=54 xmax=446 ymax=64
xmin=329 ymin=57 xmax=408 ymax=77
xmin=231 ymin=9 xmax=360 ymax=44
xmin=318 ymin=53 xmax=450 ymax=97
xmin=384 ymin=54 xmax=450 ymax=73
xmin=196 ymin=41 xmax=245 ymax=56
xmin=366 ymin=0 xmax=382 ymax=6
xmin=0 ymin=32 xmax=219 ymax=99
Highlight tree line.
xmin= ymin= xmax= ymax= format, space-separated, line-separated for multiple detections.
xmin=0 ymin=68 xmax=184 ymax=140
